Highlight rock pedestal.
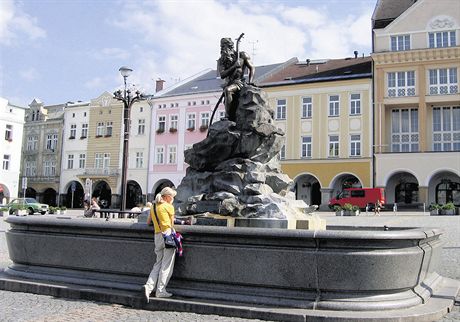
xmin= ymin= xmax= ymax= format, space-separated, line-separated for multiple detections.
xmin=175 ymin=85 xmax=323 ymax=227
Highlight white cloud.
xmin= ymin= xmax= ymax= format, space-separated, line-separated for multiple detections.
xmin=109 ymin=1 xmax=372 ymax=91
xmin=0 ymin=0 xmax=46 ymax=45
xmin=91 ymin=47 xmax=131 ymax=60
xmin=84 ymin=77 xmax=106 ymax=89
xmin=20 ymin=67 xmax=39 ymax=81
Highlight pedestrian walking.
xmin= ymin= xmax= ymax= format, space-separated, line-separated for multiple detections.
xmin=142 ymin=187 xmax=177 ymax=302
xmin=374 ymin=199 xmax=382 ymax=216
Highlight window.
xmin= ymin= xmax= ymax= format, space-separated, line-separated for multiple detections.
xmin=96 ymin=122 xmax=104 ymax=137
xmin=429 ymin=68 xmax=458 ymax=95
xmin=157 ymin=115 xmax=166 ymax=133
xmin=69 ymin=124 xmax=76 ymax=139
xmin=44 ymin=160 xmax=56 ymax=176
xmin=170 ymin=115 xmax=178 ymax=130
xmin=433 ymin=106 xmax=460 ymax=151
xmin=350 ymin=134 xmax=361 ymax=156
xmin=44 ymin=160 xmax=51 ymax=176
xmin=136 ymin=152 xmax=144 ymax=168
xmin=67 ymin=154 xmax=74 ymax=169
xmin=350 ymin=190 xmax=365 ymax=197
xmin=301 ymin=97 xmax=312 ymax=118
xmin=168 ymin=146 xmax=177 ymax=164
xmin=391 ymin=108 xmax=419 ymax=152
xmin=390 ymin=35 xmax=410 ymax=51
xmin=138 ymin=119 xmax=145 ymax=135
xmin=79 ymin=154 xmax=86 ymax=169
xmin=5 ymin=124 xmax=12 ymax=141
xmin=329 ymin=95 xmax=339 ymax=116
xmin=328 ymin=135 xmax=339 ymax=157
xmin=105 ymin=122 xmax=113 ymax=137
xmin=429 ymin=31 xmax=456 ymax=48
xmin=187 ymin=113 xmax=196 ymax=130
xmin=218 ymin=110 xmax=226 ymax=121
xmin=25 ymin=160 xmax=36 ymax=176
xmin=2 ymin=155 xmax=10 ymax=170
xmin=46 ymin=133 xmax=58 ymax=151
xmin=301 ymin=136 xmax=312 ymax=158
xmin=81 ymin=124 xmax=88 ymax=138
xmin=95 ymin=153 xmax=110 ymax=168
xmin=387 ymin=71 xmax=416 ymax=97
xmin=26 ymin=136 xmax=38 ymax=151
xmin=436 ymin=180 xmax=460 ymax=205
xmin=155 ymin=146 xmax=164 ymax=164
xmin=276 ymin=99 xmax=286 ymax=120
xmin=200 ymin=112 xmax=210 ymax=128
xmin=350 ymin=93 xmax=361 ymax=115
xmin=279 ymin=145 xmax=286 ymax=160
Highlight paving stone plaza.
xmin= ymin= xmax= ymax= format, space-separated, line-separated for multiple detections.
xmin=0 ymin=211 xmax=458 ymax=322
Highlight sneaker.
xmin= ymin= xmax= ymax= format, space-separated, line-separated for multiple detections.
xmin=155 ymin=291 xmax=173 ymax=298
xmin=142 ymin=285 xmax=150 ymax=303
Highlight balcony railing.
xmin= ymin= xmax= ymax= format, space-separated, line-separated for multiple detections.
xmin=27 ymin=176 xmax=60 ymax=183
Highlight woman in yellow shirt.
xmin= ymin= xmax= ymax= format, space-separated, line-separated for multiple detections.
xmin=143 ymin=187 xmax=177 ymax=301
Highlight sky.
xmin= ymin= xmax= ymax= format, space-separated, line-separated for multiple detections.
xmin=0 ymin=0 xmax=376 ymax=107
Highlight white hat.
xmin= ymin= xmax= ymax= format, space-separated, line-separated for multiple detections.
xmin=160 ymin=187 xmax=177 ymax=197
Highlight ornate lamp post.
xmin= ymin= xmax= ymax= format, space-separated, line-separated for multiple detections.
xmin=114 ymin=66 xmax=144 ymax=211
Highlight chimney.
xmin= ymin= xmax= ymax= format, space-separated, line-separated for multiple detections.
xmin=155 ymin=79 xmax=165 ymax=92
xmin=354 ymin=51 xmax=358 ymax=59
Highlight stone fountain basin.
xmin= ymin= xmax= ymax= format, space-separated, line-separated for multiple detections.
xmin=1 ymin=215 xmax=451 ymax=313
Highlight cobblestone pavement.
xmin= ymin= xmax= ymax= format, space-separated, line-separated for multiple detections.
xmin=0 ymin=211 xmax=458 ymax=321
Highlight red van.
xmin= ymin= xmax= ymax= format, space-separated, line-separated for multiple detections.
xmin=329 ymin=188 xmax=385 ymax=209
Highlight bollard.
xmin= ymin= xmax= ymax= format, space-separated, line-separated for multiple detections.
xmin=393 ymin=203 xmax=397 ymax=214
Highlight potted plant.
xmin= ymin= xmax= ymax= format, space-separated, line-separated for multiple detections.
xmin=440 ymin=202 xmax=456 ymax=215
xmin=343 ymin=203 xmax=359 ymax=216
xmin=333 ymin=205 xmax=343 ymax=216
xmin=156 ymin=128 xmax=165 ymax=134
xmin=187 ymin=127 xmax=195 ymax=132
xmin=199 ymin=125 xmax=208 ymax=132
xmin=169 ymin=127 xmax=177 ymax=133
xmin=429 ymin=203 xmax=441 ymax=215
xmin=15 ymin=204 xmax=29 ymax=216
xmin=59 ymin=206 xmax=67 ymax=215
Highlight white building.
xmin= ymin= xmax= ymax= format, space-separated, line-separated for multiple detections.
xmin=0 ymin=97 xmax=27 ymax=203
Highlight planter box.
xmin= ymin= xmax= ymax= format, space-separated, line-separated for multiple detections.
xmin=343 ymin=210 xmax=359 ymax=216
xmin=440 ymin=209 xmax=455 ymax=215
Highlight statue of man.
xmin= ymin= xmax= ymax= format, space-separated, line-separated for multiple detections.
xmin=217 ymin=37 xmax=255 ymax=121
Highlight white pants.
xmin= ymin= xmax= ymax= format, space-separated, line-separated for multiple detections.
xmin=144 ymin=233 xmax=176 ymax=294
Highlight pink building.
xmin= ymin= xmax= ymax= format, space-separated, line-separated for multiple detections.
xmin=147 ymin=62 xmax=293 ymax=199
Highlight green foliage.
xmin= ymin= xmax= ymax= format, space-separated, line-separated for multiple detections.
xmin=352 ymin=205 xmax=360 ymax=212
xmin=342 ymin=203 xmax=354 ymax=211
xmin=333 ymin=205 xmax=342 ymax=212
xmin=441 ymin=202 xmax=455 ymax=210
xmin=60 ymin=206 xmax=67 ymax=211
xmin=429 ymin=203 xmax=442 ymax=211
xmin=48 ymin=206 xmax=57 ymax=214
xmin=0 ymin=207 xmax=8 ymax=212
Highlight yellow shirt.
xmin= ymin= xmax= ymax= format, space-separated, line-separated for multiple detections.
xmin=151 ymin=202 xmax=174 ymax=234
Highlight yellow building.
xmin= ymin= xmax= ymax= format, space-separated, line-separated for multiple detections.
xmin=261 ymin=57 xmax=373 ymax=210
xmin=372 ymin=0 xmax=460 ymax=208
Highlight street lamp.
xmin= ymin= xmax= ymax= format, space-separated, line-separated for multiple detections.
xmin=114 ymin=66 xmax=144 ymax=211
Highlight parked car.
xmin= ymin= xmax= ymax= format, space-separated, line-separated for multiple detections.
xmin=7 ymin=198 xmax=49 ymax=215
xmin=329 ymin=188 xmax=385 ymax=210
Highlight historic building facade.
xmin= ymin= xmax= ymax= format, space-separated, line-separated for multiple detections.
xmin=20 ymin=99 xmax=65 ymax=206
xmin=260 ymin=57 xmax=373 ymax=210
xmin=0 ymin=97 xmax=26 ymax=203
xmin=372 ymin=0 xmax=460 ymax=207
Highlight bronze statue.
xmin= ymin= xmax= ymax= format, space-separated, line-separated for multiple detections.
xmin=217 ymin=34 xmax=255 ymax=121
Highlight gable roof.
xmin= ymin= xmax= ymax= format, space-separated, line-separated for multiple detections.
xmin=372 ymin=0 xmax=419 ymax=29
xmin=259 ymin=56 xmax=372 ymax=87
